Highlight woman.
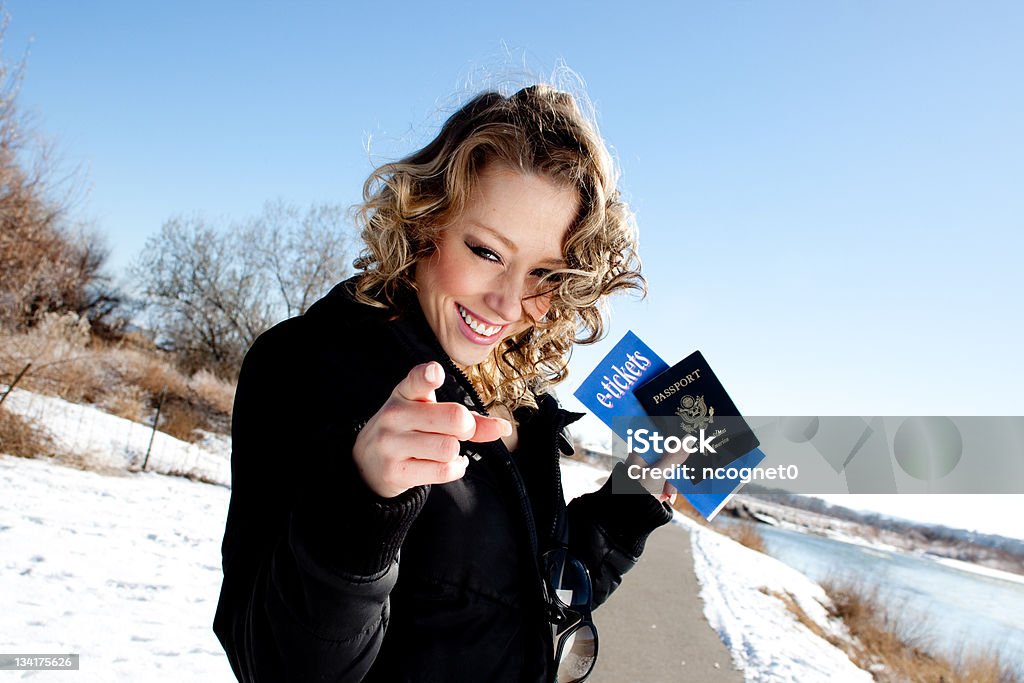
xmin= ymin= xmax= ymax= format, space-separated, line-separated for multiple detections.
xmin=214 ymin=85 xmax=673 ymax=682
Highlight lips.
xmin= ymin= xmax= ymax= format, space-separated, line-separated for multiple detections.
xmin=456 ymin=304 xmax=505 ymax=343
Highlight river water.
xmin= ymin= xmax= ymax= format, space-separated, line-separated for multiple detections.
xmin=742 ymin=522 xmax=1024 ymax=673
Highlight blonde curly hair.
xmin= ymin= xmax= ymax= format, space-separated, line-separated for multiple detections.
xmin=353 ymin=85 xmax=644 ymax=411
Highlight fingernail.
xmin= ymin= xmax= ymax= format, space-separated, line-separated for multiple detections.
xmin=425 ymin=363 xmax=441 ymax=383
xmin=501 ymin=419 xmax=513 ymax=436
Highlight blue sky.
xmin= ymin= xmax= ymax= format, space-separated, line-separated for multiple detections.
xmin=6 ymin=1 xmax=1023 ymax=418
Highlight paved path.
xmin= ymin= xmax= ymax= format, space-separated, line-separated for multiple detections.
xmin=587 ymin=522 xmax=744 ymax=683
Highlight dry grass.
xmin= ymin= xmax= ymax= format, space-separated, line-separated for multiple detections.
xmin=189 ymin=368 xmax=235 ymax=416
xmin=0 ymin=408 xmax=54 ymax=458
xmin=103 ymin=384 xmax=147 ymax=422
xmin=822 ymin=579 xmax=1021 ymax=683
xmin=162 ymin=465 xmax=225 ymax=486
xmin=159 ymin=398 xmax=210 ymax=443
xmin=958 ymin=650 xmax=1023 ymax=683
xmin=41 ymin=356 xmax=111 ymax=405
xmin=760 ymin=587 xmax=843 ymax=647
xmin=50 ymin=449 xmax=128 ymax=477
xmin=722 ymin=521 xmax=767 ymax=553
xmin=0 ymin=325 xmax=235 ymax=445
xmin=671 ymin=495 xmax=767 ymax=552
xmin=0 ymin=405 xmax=128 ymax=475
xmin=121 ymin=351 xmax=191 ymax=400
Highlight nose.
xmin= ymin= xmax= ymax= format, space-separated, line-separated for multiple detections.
xmin=483 ymin=272 xmax=526 ymax=324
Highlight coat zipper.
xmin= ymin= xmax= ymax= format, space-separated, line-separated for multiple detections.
xmin=427 ymin=345 xmax=570 ymax=683
xmin=435 ymin=356 xmax=561 ymax=682
xmin=433 ymin=352 xmax=543 ymax=562
xmin=549 ymin=409 xmax=567 ymax=546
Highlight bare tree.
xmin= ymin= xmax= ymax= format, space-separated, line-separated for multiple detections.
xmin=0 ymin=7 xmax=120 ymax=332
xmin=243 ymin=199 xmax=351 ymax=318
xmin=132 ymin=202 xmax=351 ymax=378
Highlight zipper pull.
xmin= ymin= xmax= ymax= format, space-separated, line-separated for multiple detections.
xmin=461 ymin=446 xmax=483 ymax=462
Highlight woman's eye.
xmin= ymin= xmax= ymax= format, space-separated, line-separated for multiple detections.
xmin=531 ymin=269 xmax=562 ymax=282
xmin=467 ymin=243 xmax=501 ymax=264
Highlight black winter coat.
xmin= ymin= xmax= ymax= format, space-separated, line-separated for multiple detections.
xmin=213 ymin=279 xmax=672 ymax=682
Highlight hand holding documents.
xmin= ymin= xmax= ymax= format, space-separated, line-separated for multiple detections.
xmin=575 ymin=331 xmax=766 ymax=520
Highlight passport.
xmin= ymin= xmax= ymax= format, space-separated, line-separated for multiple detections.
xmin=633 ymin=350 xmax=760 ymax=483
xmin=575 ymin=332 xmax=766 ymax=520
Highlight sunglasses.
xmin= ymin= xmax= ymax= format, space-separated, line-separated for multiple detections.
xmin=543 ymin=548 xmax=599 ymax=683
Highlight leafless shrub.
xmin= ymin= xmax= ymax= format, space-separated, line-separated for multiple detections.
xmin=105 ymin=350 xmax=232 ymax=440
xmin=102 ymin=384 xmax=146 ymax=423
xmin=189 ymin=368 xmax=235 ymax=416
xmin=0 ymin=407 xmax=53 ymax=457
xmin=0 ymin=313 xmax=96 ymax=403
xmin=159 ymin=397 xmax=208 ymax=443
xmin=722 ymin=521 xmax=767 ymax=553
xmin=0 ymin=8 xmax=121 ymax=332
xmin=120 ymin=352 xmax=190 ymax=402
xmin=131 ymin=200 xmax=352 ymax=379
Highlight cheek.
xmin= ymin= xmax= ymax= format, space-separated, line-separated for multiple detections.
xmin=420 ymin=245 xmax=468 ymax=295
xmin=523 ymin=295 xmax=553 ymax=322
xmin=439 ymin=255 xmax=476 ymax=296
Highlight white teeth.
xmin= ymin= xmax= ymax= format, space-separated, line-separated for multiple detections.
xmin=458 ymin=306 xmax=501 ymax=337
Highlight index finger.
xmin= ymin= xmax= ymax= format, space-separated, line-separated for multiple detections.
xmin=466 ymin=414 xmax=513 ymax=443
xmin=394 ymin=362 xmax=445 ymax=403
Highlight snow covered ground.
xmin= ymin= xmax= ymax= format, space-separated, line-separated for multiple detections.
xmin=680 ymin=517 xmax=872 ymax=682
xmin=0 ymin=456 xmax=235 ymax=681
xmin=1 ymin=389 xmax=875 ymax=682
xmin=1 ymin=454 xmax=874 ymax=682
xmin=928 ymin=555 xmax=1024 ymax=585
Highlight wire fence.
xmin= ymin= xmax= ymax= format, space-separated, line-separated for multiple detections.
xmin=0 ymin=384 xmax=230 ymax=487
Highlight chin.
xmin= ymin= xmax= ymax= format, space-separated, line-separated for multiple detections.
xmin=448 ymin=346 xmax=493 ymax=369
xmin=445 ymin=331 xmax=516 ymax=369
xmin=441 ymin=316 xmax=520 ymax=369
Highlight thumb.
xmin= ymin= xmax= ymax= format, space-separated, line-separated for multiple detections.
xmin=394 ymin=362 xmax=444 ymax=403
xmin=659 ymin=481 xmax=678 ymax=505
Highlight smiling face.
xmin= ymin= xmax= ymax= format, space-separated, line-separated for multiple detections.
xmin=414 ymin=165 xmax=579 ymax=369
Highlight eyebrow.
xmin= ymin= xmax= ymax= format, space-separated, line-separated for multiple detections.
xmin=469 ymin=220 xmax=567 ymax=268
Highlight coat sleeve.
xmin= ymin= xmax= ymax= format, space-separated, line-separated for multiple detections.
xmin=213 ymin=321 xmax=428 ymax=682
xmin=565 ymin=463 xmax=673 ymax=608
